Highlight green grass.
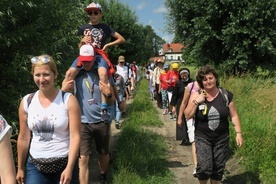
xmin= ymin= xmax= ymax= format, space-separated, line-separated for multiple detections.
xmin=111 ymin=73 xmax=276 ymax=184
xmin=111 ymin=79 xmax=174 ymax=184
xmin=222 ymin=76 xmax=276 ymax=183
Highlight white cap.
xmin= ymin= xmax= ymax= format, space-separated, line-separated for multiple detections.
xmin=77 ymin=44 xmax=95 ymax=67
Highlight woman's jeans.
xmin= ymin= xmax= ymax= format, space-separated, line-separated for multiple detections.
xmin=108 ymin=103 xmax=116 ymax=122
xmin=26 ymin=158 xmax=79 ymax=184
xmin=115 ymin=94 xmax=123 ymax=123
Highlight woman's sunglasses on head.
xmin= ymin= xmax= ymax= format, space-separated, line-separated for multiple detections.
xmin=31 ymin=56 xmax=51 ymax=64
xmin=87 ymin=11 xmax=100 ymax=16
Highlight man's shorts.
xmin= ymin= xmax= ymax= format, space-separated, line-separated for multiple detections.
xmin=80 ymin=122 xmax=111 ymax=156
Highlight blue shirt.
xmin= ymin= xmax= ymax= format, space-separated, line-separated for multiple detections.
xmin=74 ymin=69 xmax=115 ymax=123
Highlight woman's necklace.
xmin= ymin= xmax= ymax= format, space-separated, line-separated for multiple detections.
xmin=205 ymin=88 xmax=219 ymax=102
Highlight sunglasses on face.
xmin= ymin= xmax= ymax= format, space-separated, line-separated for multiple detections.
xmin=87 ymin=11 xmax=99 ymax=16
xmin=31 ymin=56 xmax=51 ymax=64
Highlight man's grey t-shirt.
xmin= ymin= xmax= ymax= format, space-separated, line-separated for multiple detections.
xmin=73 ymin=67 xmax=114 ymax=124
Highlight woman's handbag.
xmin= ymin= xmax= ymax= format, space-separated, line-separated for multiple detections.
xmin=30 ymin=154 xmax=68 ymax=173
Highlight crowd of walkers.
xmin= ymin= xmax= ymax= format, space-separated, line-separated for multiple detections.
xmin=1 ymin=2 xmax=243 ymax=184
xmin=146 ymin=60 xmax=244 ymax=183
xmin=1 ymin=55 xmax=244 ymax=184
xmin=1 ymin=2 xmax=138 ymax=184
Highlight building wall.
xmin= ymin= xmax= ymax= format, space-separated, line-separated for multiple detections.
xmin=165 ymin=53 xmax=184 ymax=63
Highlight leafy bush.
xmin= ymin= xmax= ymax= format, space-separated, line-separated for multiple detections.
xmin=222 ymin=75 xmax=276 ymax=183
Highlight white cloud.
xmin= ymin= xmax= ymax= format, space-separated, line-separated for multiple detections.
xmin=162 ymin=34 xmax=174 ymax=43
xmin=136 ymin=2 xmax=147 ymax=10
xmin=147 ymin=20 xmax=154 ymax=25
xmin=153 ymin=6 xmax=167 ymax=13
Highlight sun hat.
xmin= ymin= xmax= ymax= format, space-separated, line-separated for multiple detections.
xmin=163 ymin=63 xmax=169 ymax=69
xmin=84 ymin=2 xmax=103 ymax=12
xmin=77 ymin=44 xmax=95 ymax=67
xmin=171 ymin=63 xmax=179 ymax=69
xmin=118 ymin=55 xmax=125 ymax=62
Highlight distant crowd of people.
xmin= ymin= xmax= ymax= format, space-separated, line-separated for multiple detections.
xmin=145 ymin=60 xmax=244 ymax=183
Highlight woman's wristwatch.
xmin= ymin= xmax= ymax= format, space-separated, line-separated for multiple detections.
xmin=193 ymin=100 xmax=199 ymax=106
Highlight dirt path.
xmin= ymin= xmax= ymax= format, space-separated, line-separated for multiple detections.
xmin=150 ymin=102 xmax=199 ymax=184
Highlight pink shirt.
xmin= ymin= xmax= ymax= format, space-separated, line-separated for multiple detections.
xmin=187 ymin=81 xmax=200 ymax=94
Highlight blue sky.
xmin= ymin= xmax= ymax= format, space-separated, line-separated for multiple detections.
xmin=119 ymin=0 xmax=174 ymax=43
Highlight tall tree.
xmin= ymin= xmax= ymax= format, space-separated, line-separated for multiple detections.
xmin=0 ymin=0 xmax=164 ymax=121
xmin=165 ymin=0 xmax=276 ymax=75
xmin=96 ymin=0 xmax=164 ymax=63
xmin=0 ymin=0 xmax=83 ymax=121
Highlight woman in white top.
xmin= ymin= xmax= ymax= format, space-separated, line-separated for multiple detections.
xmin=16 ymin=55 xmax=81 ymax=184
xmin=148 ymin=63 xmax=155 ymax=100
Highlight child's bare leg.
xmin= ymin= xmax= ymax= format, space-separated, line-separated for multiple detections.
xmin=98 ymin=67 xmax=109 ymax=104
xmin=98 ymin=67 xmax=110 ymax=121
xmin=66 ymin=67 xmax=79 ymax=81
xmin=62 ymin=67 xmax=79 ymax=92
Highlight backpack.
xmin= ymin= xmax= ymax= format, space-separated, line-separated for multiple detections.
xmin=218 ymin=88 xmax=229 ymax=107
xmin=27 ymin=91 xmax=66 ymax=107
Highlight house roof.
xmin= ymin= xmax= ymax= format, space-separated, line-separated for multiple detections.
xmin=163 ymin=43 xmax=185 ymax=53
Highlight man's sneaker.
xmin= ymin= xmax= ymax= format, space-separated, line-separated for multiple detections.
xmin=101 ymin=108 xmax=110 ymax=122
xmin=193 ymin=167 xmax=197 ymax=177
xmin=169 ymin=112 xmax=173 ymax=119
xmin=115 ymin=122 xmax=121 ymax=129
xmin=180 ymin=140 xmax=192 ymax=146
xmin=99 ymin=173 xmax=107 ymax=184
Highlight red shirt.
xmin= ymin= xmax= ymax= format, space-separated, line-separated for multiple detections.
xmin=167 ymin=70 xmax=179 ymax=87
xmin=159 ymin=72 xmax=169 ymax=90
